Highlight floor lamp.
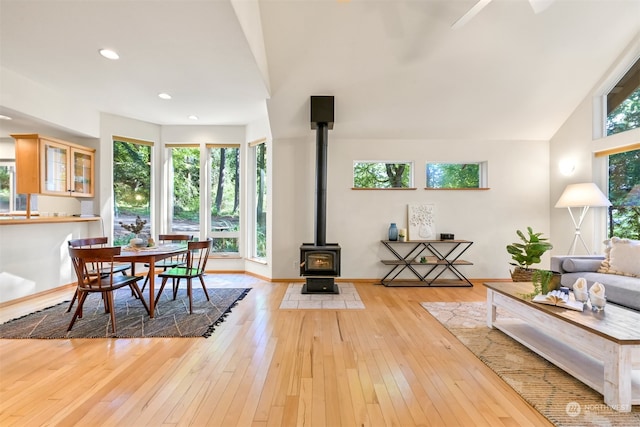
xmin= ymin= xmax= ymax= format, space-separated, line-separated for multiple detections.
xmin=555 ymin=183 xmax=611 ymax=254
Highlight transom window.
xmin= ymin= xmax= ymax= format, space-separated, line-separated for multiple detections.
xmin=426 ymin=162 xmax=487 ymax=189
xmin=606 ymin=58 xmax=640 ymax=136
xmin=353 ymin=161 xmax=413 ymax=189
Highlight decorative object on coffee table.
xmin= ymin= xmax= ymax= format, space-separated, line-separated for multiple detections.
xmin=506 ymin=226 xmax=553 ymax=282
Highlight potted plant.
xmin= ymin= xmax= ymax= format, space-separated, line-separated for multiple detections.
xmin=506 ymin=227 xmax=553 ymax=282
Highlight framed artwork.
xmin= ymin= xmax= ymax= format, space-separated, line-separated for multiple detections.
xmin=408 ymin=203 xmax=435 ymax=240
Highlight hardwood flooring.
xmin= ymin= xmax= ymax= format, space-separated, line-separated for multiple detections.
xmin=0 ymin=275 xmax=551 ymax=426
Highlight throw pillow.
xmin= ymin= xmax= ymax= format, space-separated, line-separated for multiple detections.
xmin=598 ymin=237 xmax=640 ymax=277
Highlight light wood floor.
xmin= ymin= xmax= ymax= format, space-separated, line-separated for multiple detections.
xmin=0 ymin=275 xmax=551 ymax=427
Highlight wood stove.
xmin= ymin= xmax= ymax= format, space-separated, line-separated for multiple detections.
xmin=300 ymin=96 xmax=341 ymax=294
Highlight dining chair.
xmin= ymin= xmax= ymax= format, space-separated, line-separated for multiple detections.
xmin=155 ymin=238 xmax=213 ymax=314
xmin=68 ymin=246 xmax=150 ymax=333
xmin=66 ymin=237 xmax=130 ymax=312
xmin=140 ymin=234 xmax=192 ymax=292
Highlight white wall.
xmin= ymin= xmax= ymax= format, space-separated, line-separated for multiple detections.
xmin=549 ymin=35 xmax=640 ymax=256
xmin=0 ymin=220 xmax=103 ymax=303
xmin=271 ymin=135 xmax=551 ymax=280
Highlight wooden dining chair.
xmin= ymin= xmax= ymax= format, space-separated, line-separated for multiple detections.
xmin=66 ymin=237 xmax=131 ymax=312
xmin=68 ymin=246 xmax=150 ymax=333
xmin=155 ymin=238 xmax=213 ymax=314
xmin=141 ymin=234 xmax=192 ymax=292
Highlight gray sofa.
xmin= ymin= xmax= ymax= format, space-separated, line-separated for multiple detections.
xmin=551 ymin=255 xmax=640 ymax=311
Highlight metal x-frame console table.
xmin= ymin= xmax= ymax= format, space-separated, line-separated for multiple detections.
xmin=380 ymin=240 xmax=474 ymax=287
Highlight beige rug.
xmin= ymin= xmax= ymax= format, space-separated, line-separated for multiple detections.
xmin=279 ymin=283 xmax=364 ymax=309
xmin=421 ymin=301 xmax=640 ymax=427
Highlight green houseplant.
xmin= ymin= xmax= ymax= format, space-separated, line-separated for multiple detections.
xmin=506 ymin=227 xmax=553 ymax=282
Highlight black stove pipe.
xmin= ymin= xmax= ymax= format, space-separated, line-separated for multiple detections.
xmin=315 ymin=122 xmax=328 ymax=247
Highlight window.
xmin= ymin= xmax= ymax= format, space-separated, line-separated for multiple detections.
xmin=250 ymin=141 xmax=267 ymax=259
xmin=167 ymin=146 xmax=201 ymax=234
xmin=353 ymin=161 xmax=413 ymax=188
xmin=426 ymin=162 xmax=487 ymax=189
xmin=113 ymin=137 xmax=152 ymax=246
xmin=209 ymin=145 xmax=240 ymax=254
xmin=607 ymin=148 xmax=640 ymax=239
xmin=0 ymin=162 xmax=36 ymax=213
xmin=606 ymin=58 xmax=640 ymax=136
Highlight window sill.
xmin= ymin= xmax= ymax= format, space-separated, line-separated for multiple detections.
xmin=424 ymin=188 xmax=490 ymax=191
xmin=351 ymin=187 xmax=418 ymax=190
xmin=246 ymin=257 xmax=267 ymax=265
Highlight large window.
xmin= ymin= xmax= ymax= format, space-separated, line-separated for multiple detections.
xmin=167 ymin=146 xmax=201 ymax=234
xmin=353 ymin=161 xmax=413 ymax=188
xmin=113 ymin=138 xmax=152 ymax=246
xmin=251 ymin=141 xmax=267 ymax=259
xmin=607 ymin=149 xmax=640 ymax=239
xmin=210 ymin=145 xmax=240 ymax=254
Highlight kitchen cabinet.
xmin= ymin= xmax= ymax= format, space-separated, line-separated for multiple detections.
xmin=12 ymin=133 xmax=95 ymax=198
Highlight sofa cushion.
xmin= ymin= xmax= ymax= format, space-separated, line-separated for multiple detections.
xmin=562 ymin=258 xmax=602 ymax=273
xmin=598 ymin=237 xmax=640 ymax=278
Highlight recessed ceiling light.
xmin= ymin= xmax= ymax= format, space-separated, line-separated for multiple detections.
xmin=0 ymin=115 xmax=12 ymax=120
xmin=99 ymin=49 xmax=119 ymax=60
xmin=158 ymin=93 xmax=172 ymax=100
xmin=188 ymin=115 xmax=199 ymax=120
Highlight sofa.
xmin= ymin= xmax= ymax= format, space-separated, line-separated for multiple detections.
xmin=550 ymin=237 xmax=640 ymax=311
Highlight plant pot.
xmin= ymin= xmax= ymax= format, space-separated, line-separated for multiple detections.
xmin=510 ymin=266 xmax=536 ymax=282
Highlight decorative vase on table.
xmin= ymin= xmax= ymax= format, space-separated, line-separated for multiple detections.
xmin=388 ymin=223 xmax=398 ymax=241
xmin=130 ymin=234 xmax=148 ymax=248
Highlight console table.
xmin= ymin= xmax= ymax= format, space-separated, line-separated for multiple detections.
xmin=380 ymin=240 xmax=473 ymax=287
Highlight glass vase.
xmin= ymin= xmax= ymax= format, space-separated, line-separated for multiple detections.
xmin=388 ymin=223 xmax=398 ymax=241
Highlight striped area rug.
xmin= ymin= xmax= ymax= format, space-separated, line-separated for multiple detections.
xmin=421 ymin=301 xmax=640 ymax=427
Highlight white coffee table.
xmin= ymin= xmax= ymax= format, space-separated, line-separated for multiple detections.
xmin=484 ymin=281 xmax=640 ymax=412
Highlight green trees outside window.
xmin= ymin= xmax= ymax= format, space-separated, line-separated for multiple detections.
xmin=254 ymin=143 xmax=267 ymax=258
xmin=608 ymin=149 xmax=640 ymax=239
xmin=170 ymin=147 xmax=200 ymax=234
xmin=607 ymin=87 xmax=639 ymax=136
xmin=113 ymin=140 xmax=151 ymax=246
xmin=210 ymin=146 xmax=240 ymax=253
xmin=426 ymin=163 xmax=482 ymax=189
xmin=353 ymin=162 xmax=412 ymax=188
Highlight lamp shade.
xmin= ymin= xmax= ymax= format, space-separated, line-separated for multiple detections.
xmin=555 ymin=183 xmax=612 ymax=208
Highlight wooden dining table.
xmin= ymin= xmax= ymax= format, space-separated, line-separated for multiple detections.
xmin=116 ymin=243 xmax=188 ymax=318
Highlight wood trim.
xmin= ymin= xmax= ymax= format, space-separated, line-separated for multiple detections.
xmin=424 ymin=187 xmax=491 ymax=190
xmin=0 ymin=216 xmax=101 ymax=226
xmin=11 ymin=134 xmax=96 ymax=152
xmin=206 ymin=143 xmax=241 ymax=148
xmin=112 ymin=135 xmax=155 ymax=146
xmin=248 ymin=137 xmax=267 ymax=147
xmin=351 ymin=187 xmax=418 ymax=190
xmin=165 ymin=143 xmax=199 ymax=148
xmin=594 ymin=142 xmax=640 ymax=157
xmin=0 ymin=283 xmax=76 ymax=309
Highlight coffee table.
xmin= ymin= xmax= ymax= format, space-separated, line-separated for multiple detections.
xmin=484 ymin=281 xmax=640 ymax=412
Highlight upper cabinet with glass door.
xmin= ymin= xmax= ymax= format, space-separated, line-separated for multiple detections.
xmin=11 ymin=134 xmax=95 ymax=197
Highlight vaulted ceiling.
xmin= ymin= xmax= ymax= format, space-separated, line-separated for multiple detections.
xmin=1 ymin=0 xmax=639 ymax=141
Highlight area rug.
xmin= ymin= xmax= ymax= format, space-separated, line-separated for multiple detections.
xmin=421 ymin=301 xmax=640 ymax=427
xmin=0 ymin=287 xmax=250 ymax=339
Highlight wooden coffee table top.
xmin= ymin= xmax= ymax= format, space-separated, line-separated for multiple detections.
xmin=484 ymin=281 xmax=640 ymax=344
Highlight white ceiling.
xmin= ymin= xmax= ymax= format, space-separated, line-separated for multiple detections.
xmin=1 ymin=0 xmax=639 ymax=141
